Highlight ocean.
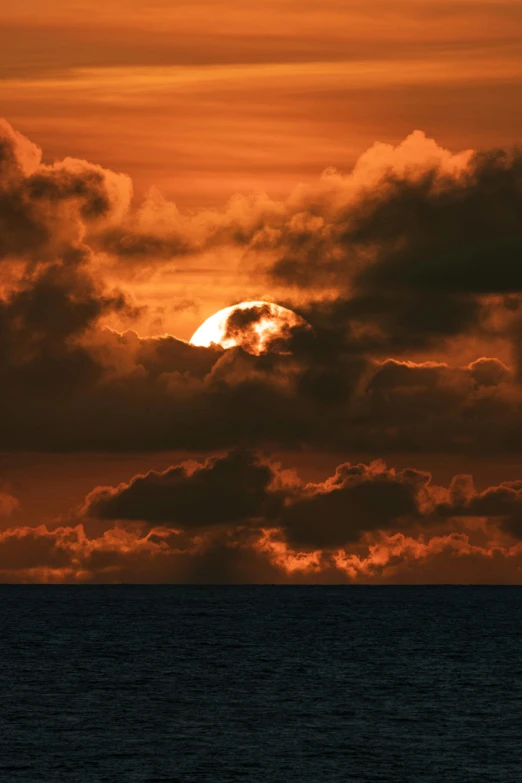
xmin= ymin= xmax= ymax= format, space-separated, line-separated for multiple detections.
xmin=0 ymin=586 xmax=520 ymax=782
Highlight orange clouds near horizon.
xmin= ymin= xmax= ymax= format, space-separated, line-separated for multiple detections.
xmin=3 ymin=451 xmax=522 ymax=584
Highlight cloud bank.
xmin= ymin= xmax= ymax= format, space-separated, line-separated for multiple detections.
xmin=0 ymin=119 xmax=521 ymax=454
xmin=1 ymin=451 xmax=522 ymax=583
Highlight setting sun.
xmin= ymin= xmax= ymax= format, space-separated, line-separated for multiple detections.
xmin=189 ymin=301 xmax=309 ymax=354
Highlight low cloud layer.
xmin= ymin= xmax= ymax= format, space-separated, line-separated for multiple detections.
xmin=82 ymin=450 xmax=522 ymax=546
xmin=2 ymin=452 xmax=522 ymax=583
xmin=1 ymin=326 xmax=519 ymax=452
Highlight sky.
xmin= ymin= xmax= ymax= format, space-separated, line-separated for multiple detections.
xmin=2 ymin=0 xmax=522 ymax=583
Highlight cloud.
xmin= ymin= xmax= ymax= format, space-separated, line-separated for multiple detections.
xmin=257 ymin=137 xmax=522 ymax=356
xmin=0 ymin=263 xmax=131 ymax=399
xmin=279 ymin=461 xmax=432 ymax=548
xmin=0 ymin=525 xmax=76 ymax=571
xmin=0 ymin=119 xmax=132 ymax=264
xmin=254 ymin=132 xmax=522 ymax=299
xmin=81 ymin=450 xmax=522 ymax=549
xmin=450 ymin=480 xmax=522 ymax=539
xmin=351 ymin=149 xmax=522 ymax=295
xmin=3 ymin=452 xmax=522 ymax=583
xmin=0 ymin=121 xmax=139 ymax=402
xmin=85 ymin=129 xmax=522 ymax=361
xmin=1 ymin=120 xmax=522 ymax=455
xmin=0 ymin=522 xmax=286 ymax=584
xmin=84 ymin=450 xmax=283 ymax=527
xmin=0 ymin=315 xmax=520 ymax=452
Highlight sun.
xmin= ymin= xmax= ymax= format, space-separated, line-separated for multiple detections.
xmin=190 ymin=300 xmax=309 ymax=355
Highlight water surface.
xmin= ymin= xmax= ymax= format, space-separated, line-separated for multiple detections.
xmin=0 ymin=586 xmax=520 ymax=782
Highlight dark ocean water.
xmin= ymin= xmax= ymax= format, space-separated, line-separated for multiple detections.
xmin=1 ymin=586 xmax=521 ymax=782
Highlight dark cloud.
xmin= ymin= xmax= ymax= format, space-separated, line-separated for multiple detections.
xmin=1 ymin=120 xmax=522 ymax=456
xmin=0 ymin=263 xmax=130 ymax=397
xmin=293 ymin=291 xmax=482 ymax=359
xmin=223 ymin=304 xmax=274 ymax=352
xmin=261 ymin=145 xmax=522 ymax=300
xmin=0 ymin=120 xmax=139 ymax=401
xmin=1 ymin=453 xmax=507 ymax=583
xmin=80 ymin=449 xmax=522 ymax=556
xmin=0 ymin=319 xmax=521 ymax=453
xmin=85 ymin=450 xmax=282 ymax=527
xmin=134 ymin=331 xmax=222 ymax=379
xmin=0 ymin=526 xmax=75 ymax=571
xmin=262 ymin=148 xmax=522 ymax=360
xmin=352 ymin=150 xmax=522 ymax=295
xmin=78 ymin=451 xmax=465 ymax=548
xmin=96 ymin=227 xmax=194 ymax=262
xmin=237 ymin=142 xmax=522 ymax=356
xmin=280 ymin=463 xmax=431 ymax=548
xmin=221 ymin=303 xmax=312 ymax=355
xmin=452 ymin=481 xmax=522 ymax=539
xmin=0 ymin=119 xmax=131 ymax=264
xmin=2 ymin=451 xmax=522 ymax=583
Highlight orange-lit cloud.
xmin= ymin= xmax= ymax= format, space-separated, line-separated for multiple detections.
xmin=4 ymin=450 xmax=522 ymax=583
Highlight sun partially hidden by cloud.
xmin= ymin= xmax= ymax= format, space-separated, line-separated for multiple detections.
xmin=190 ymin=301 xmax=310 ymax=354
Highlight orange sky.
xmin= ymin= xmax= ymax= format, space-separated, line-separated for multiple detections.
xmin=2 ymin=0 xmax=522 ymax=207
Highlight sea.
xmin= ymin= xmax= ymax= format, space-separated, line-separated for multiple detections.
xmin=0 ymin=586 xmax=521 ymax=782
